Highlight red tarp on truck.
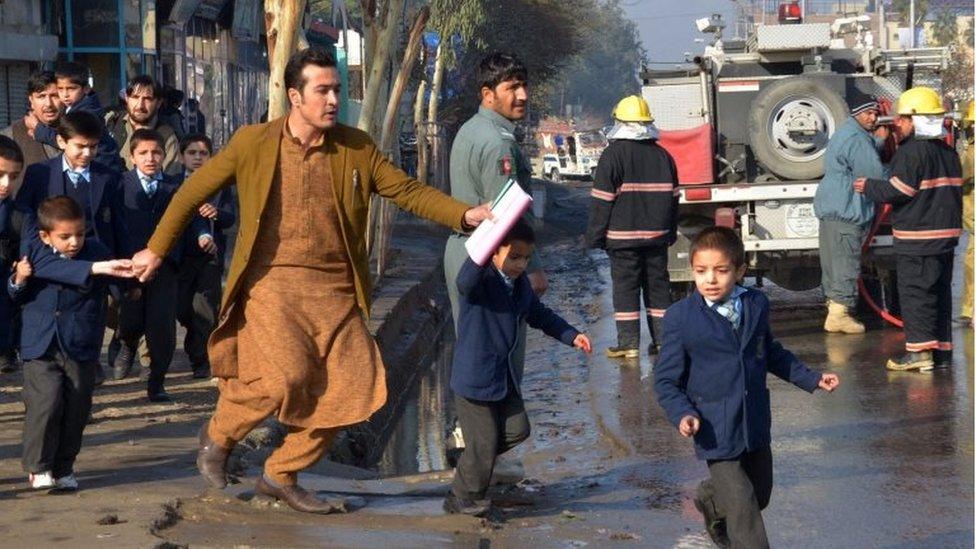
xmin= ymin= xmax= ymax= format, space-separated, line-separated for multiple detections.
xmin=658 ymin=124 xmax=714 ymax=185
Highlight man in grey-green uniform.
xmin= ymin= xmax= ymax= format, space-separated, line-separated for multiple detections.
xmin=442 ymin=51 xmax=549 ymax=516
xmin=444 ymin=51 xmax=548 ymax=326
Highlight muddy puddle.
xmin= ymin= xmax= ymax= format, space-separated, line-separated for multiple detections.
xmin=375 ymin=324 xmax=458 ymax=477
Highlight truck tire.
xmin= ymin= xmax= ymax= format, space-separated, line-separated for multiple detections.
xmin=748 ymin=77 xmax=848 ymax=181
xmin=550 ymin=168 xmax=561 ymax=183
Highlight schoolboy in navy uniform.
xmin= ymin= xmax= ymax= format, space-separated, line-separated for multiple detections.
xmin=115 ymin=129 xmax=191 ymax=402
xmin=9 ymin=196 xmax=133 ymax=491
xmin=654 ymin=227 xmax=840 ymax=548
xmin=16 ymin=110 xmax=127 ymax=257
xmin=175 ymin=134 xmax=235 ymax=378
xmin=0 ymin=135 xmax=24 ymax=372
xmin=445 ymin=219 xmax=592 ymax=517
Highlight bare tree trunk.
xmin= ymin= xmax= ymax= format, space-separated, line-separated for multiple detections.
xmin=265 ymin=0 xmax=307 ymax=120
xmin=427 ymin=42 xmax=445 ymax=124
xmin=379 ymin=6 xmax=429 ymax=153
xmin=414 ymin=79 xmax=428 ymax=184
xmin=358 ymin=0 xmax=405 ymax=135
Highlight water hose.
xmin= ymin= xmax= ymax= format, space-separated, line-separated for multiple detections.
xmin=857 ymin=203 xmax=903 ymax=327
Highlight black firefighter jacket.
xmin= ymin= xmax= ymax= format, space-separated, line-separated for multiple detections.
xmin=586 ymin=139 xmax=679 ymax=250
xmin=863 ymin=135 xmax=963 ymax=256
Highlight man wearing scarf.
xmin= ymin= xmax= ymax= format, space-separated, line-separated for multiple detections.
xmin=586 ymin=95 xmax=678 ymax=357
xmin=855 ymin=87 xmax=963 ymax=371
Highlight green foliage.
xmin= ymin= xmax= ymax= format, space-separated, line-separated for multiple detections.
xmin=429 ymin=0 xmax=488 ymax=66
xmin=930 ymin=8 xmax=958 ymax=46
xmin=890 ymin=0 xmax=930 ymax=25
xmin=438 ymin=0 xmax=593 ymax=124
xmin=550 ymin=0 xmax=646 ymax=120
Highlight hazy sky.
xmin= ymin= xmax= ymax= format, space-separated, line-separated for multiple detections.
xmin=622 ymin=0 xmax=737 ymax=66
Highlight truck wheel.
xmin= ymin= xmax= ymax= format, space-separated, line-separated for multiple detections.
xmin=748 ymin=77 xmax=848 ymax=181
xmin=550 ymin=168 xmax=561 ymax=183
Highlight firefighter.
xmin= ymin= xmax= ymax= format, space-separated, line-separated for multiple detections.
xmin=854 ymin=87 xmax=963 ymax=371
xmin=587 ymin=95 xmax=678 ymax=358
xmin=958 ymin=100 xmax=974 ymax=327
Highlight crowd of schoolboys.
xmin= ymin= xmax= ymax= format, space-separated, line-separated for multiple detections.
xmin=0 ymin=62 xmax=230 ymax=492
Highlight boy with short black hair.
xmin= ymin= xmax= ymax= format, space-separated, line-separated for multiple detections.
xmin=654 ymin=226 xmax=840 ymax=548
xmin=16 ymin=110 xmax=127 ymax=257
xmin=9 ymin=195 xmax=133 ymax=491
xmin=176 ymin=134 xmax=235 ymax=378
xmin=446 ymin=219 xmax=592 ymax=517
xmin=115 ymin=129 xmax=188 ymax=401
xmin=0 ymin=135 xmax=25 ymax=372
xmin=30 ymin=62 xmax=124 ymax=173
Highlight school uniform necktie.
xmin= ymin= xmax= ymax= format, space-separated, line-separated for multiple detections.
xmin=714 ymin=299 xmax=740 ymax=330
xmin=65 ymin=170 xmax=87 ymax=189
xmin=141 ymin=176 xmax=158 ymax=197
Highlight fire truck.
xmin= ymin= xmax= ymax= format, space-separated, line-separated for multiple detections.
xmin=644 ymin=5 xmax=948 ymax=307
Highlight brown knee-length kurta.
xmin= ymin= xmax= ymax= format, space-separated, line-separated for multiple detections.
xmin=232 ymin=129 xmax=386 ymax=428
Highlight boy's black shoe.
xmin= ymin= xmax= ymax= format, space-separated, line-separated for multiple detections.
xmin=885 ymin=351 xmax=934 ymax=372
xmin=932 ymin=350 xmax=953 ymax=368
xmin=148 ymin=390 xmax=173 ymax=403
xmin=93 ymin=364 xmax=105 ymax=386
xmin=443 ymin=492 xmax=491 ymax=517
xmin=0 ymin=352 xmax=17 ymax=373
xmin=606 ymin=346 xmax=639 ymax=359
xmin=191 ymin=363 xmax=211 ymax=379
xmin=693 ymin=494 xmax=730 ymax=548
xmin=112 ymin=341 xmax=135 ymax=380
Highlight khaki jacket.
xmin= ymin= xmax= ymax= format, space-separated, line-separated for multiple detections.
xmin=147 ymin=117 xmax=470 ymax=377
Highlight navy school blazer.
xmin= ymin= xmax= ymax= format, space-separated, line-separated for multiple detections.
xmin=9 ymin=239 xmax=115 ymax=363
xmin=16 ymin=155 xmax=128 ymax=257
xmin=118 ymin=169 xmax=201 ymax=263
xmin=653 ymin=287 xmax=822 ymax=461
xmin=451 ymin=256 xmax=580 ymax=402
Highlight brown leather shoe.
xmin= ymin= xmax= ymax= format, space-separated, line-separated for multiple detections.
xmin=255 ymin=475 xmax=347 ymax=514
xmin=196 ymin=423 xmax=231 ymax=489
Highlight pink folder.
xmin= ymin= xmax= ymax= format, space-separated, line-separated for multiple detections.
xmin=465 ymin=179 xmax=534 ymax=266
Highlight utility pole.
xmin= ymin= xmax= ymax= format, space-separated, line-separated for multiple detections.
xmin=909 ymin=0 xmax=915 ymax=48
xmin=879 ymin=0 xmax=886 ymax=49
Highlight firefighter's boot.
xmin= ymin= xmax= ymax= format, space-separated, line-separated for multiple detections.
xmin=886 ymin=351 xmax=935 ymax=372
xmin=648 ymin=317 xmax=664 ymax=356
xmin=823 ymin=300 xmax=865 ymax=334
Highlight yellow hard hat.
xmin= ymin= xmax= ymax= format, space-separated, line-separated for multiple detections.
xmin=613 ymin=95 xmax=654 ymax=122
xmin=894 ymin=87 xmax=946 ymax=115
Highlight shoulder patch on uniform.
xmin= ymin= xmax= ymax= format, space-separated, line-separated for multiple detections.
xmin=499 ymin=156 xmax=513 ymax=176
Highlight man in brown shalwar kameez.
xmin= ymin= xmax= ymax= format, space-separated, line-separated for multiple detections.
xmin=131 ymin=47 xmax=492 ymax=514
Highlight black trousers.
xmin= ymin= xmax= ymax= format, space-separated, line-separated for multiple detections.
xmin=452 ymin=379 xmax=531 ymax=500
xmin=119 ymin=261 xmax=177 ymax=393
xmin=176 ymin=253 xmax=222 ymax=368
xmin=699 ymin=446 xmax=773 ymax=549
xmin=608 ymin=246 xmax=671 ymax=346
xmin=21 ymin=342 xmax=96 ymax=477
xmin=896 ymin=252 xmax=953 ymax=353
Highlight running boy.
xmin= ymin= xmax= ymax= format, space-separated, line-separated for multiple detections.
xmin=115 ymin=129 xmax=186 ymax=401
xmin=176 ymin=134 xmax=235 ymax=378
xmin=653 ymin=227 xmax=840 ymax=548
xmin=0 ymin=135 xmax=24 ymax=372
xmin=446 ymin=219 xmax=592 ymax=517
xmin=9 ymin=196 xmax=132 ymax=491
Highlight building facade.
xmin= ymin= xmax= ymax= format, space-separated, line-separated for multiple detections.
xmin=47 ymin=0 xmax=268 ymax=148
xmin=0 ymin=0 xmax=59 ymax=128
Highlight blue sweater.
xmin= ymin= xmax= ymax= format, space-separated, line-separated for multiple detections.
xmin=813 ymin=117 xmax=889 ymax=227
xmin=451 ymin=257 xmax=579 ymax=401
xmin=653 ymin=288 xmax=822 ymax=460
